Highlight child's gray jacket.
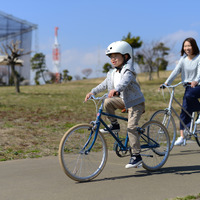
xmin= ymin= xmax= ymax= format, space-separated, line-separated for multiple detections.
xmin=90 ymin=63 xmax=145 ymax=109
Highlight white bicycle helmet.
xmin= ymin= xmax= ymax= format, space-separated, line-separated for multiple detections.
xmin=105 ymin=41 xmax=133 ymax=60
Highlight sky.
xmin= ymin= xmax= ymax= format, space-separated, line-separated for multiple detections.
xmin=1 ymin=0 xmax=200 ymax=80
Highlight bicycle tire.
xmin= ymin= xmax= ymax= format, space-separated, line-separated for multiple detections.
xmin=194 ymin=123 xmax=200 ymax=146
xmin=59 ymin=124 xmax=108 ymax=182
xmin=150 ymin=110 xmax=176 ymax=151
xmin=140 ymin=120 xmax=170 ymax=171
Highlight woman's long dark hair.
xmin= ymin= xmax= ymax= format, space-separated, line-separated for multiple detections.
xmin=181 ymin=37 xmax=200 ymax=56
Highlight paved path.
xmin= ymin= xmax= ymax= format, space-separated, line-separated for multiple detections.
xmin=1 ymin=142 xmax=200 ymax=200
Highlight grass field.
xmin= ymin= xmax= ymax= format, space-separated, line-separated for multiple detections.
xmin=1 ymin=70 xmax=199 ymax=199
xmin=0 ymin=70 xmax=185 ymax=161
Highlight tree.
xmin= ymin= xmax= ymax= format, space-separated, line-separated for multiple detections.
xmin=122 ymin=32 xmax=143 ymax=49
xmin=63 ymin=69 xmax=72 ymax=82
xmin=74 ymin=75 xmax=81 ymax=80
xmin=122 ymin=32 xmax=143 ymax=63
xmin=0 ymin=40 xmax=29 ymax=93
xmin=102 ymin=63 xmax=112 ymax=73
xmin=153 ymin=42 xmax=170 ymax=77
xmin=135 ymin=41 xmax=170 ymax=80
xmin=82 ymin=68 xmax=92 ymax=79
xmin=136 ymin=46 xmax=155 ymax=80
xmin=9 ymin=70 xmax=24 ymax=86
xmin=44 ymin=71 xmax=56 ymax=83
xmin=31 ymin=53 xmax=48 ymax=85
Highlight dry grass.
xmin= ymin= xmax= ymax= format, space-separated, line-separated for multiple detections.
xmin=0 ymin=71 xmax=184 ymax=161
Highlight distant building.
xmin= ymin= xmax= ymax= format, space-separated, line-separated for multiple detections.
xmin=0 ymin=10 xmax=37 ymax=85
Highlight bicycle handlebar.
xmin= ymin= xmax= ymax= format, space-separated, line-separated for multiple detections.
xmin=160 ymin=82 xmax=190 ymax=89
xmin=88 ymin=93 xmax=108 ymax=101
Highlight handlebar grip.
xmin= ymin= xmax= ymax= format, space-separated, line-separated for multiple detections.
xmin=160 ymin=84 xmax=166 ymax=89
xmin=114 ymin=91 xmax=120 ymax=96
xmin=183 ymin=82 xmax=191 ymax=87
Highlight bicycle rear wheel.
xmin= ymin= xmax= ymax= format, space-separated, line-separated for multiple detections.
xmin=140 ymin=120 xmax=170 ymax=171
xmin=150 ymin=110 xmax=176 ymax=151
xmin=194 ymin=123 xmax=200 ymax=146
xmin=59 ymin=124 xmax=108 ymax=182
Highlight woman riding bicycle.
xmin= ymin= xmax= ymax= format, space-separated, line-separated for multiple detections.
xmin=163 ymin=37 xmax=200 ymax=146
xmin=85 ymin=41 xmax=145 ymax=168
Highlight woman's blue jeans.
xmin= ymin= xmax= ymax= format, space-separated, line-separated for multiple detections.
xmin=180 ymin=85 xmax=200 ymax=130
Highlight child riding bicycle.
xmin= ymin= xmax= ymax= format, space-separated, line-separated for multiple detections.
xmin=85 ymin=41 xmax=145 ymax=168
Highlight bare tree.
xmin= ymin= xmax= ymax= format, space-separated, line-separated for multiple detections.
xmin=135 ymin=41 xmax=170 ymax=80
xmin=136 ymin=45 xmax=155 ymax=80
xmin=82 ymin=68 xmax=92 ymax=79
xmin=74 ymin=75 xmax=81 ymax=80
xmin=44 ymin=71 xmax=61 ymax=83
xmin=0 ymin=40 xmax=30 ymax=93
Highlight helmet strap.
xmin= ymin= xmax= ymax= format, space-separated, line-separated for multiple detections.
xmin=115 ymin=66 xmax=122 ymax=72
xmin=123 ymin=55 xmax=127 ymax=65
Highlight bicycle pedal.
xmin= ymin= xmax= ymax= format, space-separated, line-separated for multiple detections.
xmin=113 ymin=130 xmax=120 ymax=134
xmin=137 ymin=127 xmax=144 ymax=134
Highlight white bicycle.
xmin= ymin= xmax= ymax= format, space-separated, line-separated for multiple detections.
xmin=150 ymin=82 xmax=200 ymax=150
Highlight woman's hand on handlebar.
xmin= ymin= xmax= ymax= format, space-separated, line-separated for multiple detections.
xmin=159 ymin=83 xmax=168 ymax=90
xmin=191 ymin=81 xmax=198 ymax=88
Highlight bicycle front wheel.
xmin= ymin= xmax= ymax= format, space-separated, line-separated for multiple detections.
xmin=140 ymin=120 xmax=170 ymax=171
xmin=59 ymin=124 xmax=108 ymax=182
xmin=150 ymin=110 xmax=176 ymax=151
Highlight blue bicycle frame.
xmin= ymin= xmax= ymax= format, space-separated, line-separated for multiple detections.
xmin=84 ymin=96 xmax=159 ymax=154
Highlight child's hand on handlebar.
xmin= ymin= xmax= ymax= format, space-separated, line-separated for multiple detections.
xmin=85 ymin=92 xmax=94 ymax=102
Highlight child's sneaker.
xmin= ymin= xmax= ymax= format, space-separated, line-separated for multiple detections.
xmin=125 ymin=154 xmax=142 ymax=169
xmin=100 ymin=123 xmax=120 ymax=133
xmin=174 ymin=136 xmax=184 ymax=145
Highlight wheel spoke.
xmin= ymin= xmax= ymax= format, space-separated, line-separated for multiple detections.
xmin=150 ymin=110 xmax=176 ymax=151
xmin=140 ymin=121 xmax=170 ymax=171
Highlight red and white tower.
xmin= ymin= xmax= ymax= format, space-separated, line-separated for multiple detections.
xmin=52 ymin=27 xmax=60 ymax=82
